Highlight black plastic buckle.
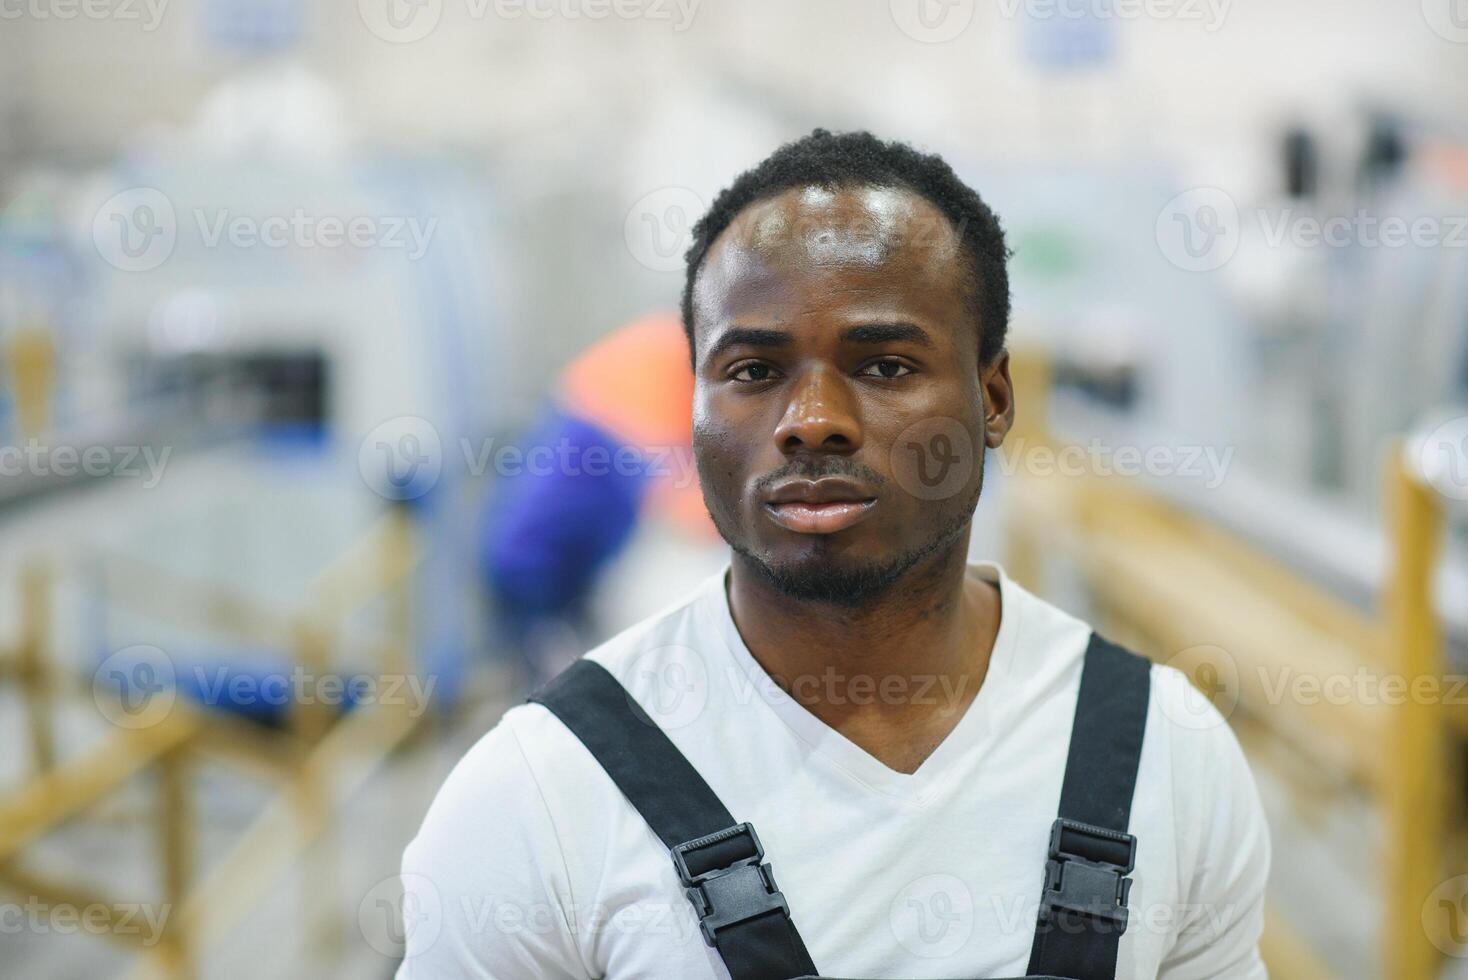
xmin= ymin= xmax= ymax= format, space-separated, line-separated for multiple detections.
xmin=671 ymin=822 xmax=790 ymax=947
xmin=1039 ymin=818 xmax=1136 ymax=934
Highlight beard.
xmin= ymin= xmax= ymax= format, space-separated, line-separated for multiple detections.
xmin=715 ymin=477 xmax=983 ymax=608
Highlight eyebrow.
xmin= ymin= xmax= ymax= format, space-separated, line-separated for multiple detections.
xmin=704 ymin=327 xmax=792 ymax=362
xmin=840 ymin=322 xmax=935 ymax=349
xmin=704 ymin=321 xmax=936 ymax=362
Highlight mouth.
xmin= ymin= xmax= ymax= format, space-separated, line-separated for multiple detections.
xmin=763 ymin=478 xmax=878 ymax=535
xmin=765 ymin=500 xmax=877 ymax=534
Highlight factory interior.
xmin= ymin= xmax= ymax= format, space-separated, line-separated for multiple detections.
xmin=1 ymin=0 xmax=1467 ymax=977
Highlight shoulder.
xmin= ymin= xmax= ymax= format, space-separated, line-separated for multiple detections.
xmin=404 ymin=577 xmax=722 ymax=900
xmin=396 ymin=582 xmax=728 ymax=974
xmin=1144 ymin=659 xmax=1271 ymax=909
xmin=397 ymin=703 xmax=594 ymax=976
xmin=1144 ymin=658 xmax=1262 ymax=810
xmin=1139 ymin=660 xmax=1271 ymax=975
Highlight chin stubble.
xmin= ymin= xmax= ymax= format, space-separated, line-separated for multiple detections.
xmin=724 ymin=480 xmax=982 ymax=608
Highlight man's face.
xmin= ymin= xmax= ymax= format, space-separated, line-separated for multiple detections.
xmin=690 ymin=184 xmax=1014 ymax=605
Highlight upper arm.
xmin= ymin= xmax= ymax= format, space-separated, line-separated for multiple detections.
xmin=1154 ymin=665 xmax=1272 ymax=980
xmin=395 ymin=713 xmax=592 ymax=980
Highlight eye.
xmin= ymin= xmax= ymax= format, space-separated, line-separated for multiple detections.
xmin=731 ymin=362 xmax=779 ymax=383
xmin=858 ymin=358 xmax=913 ymax=379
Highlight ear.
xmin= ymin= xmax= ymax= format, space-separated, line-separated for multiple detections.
xmin=980 ymin=349 xmax=1015 ymax=450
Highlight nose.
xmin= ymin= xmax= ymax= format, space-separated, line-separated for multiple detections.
xmin=772 ymin=366 xmax=863 ymax=456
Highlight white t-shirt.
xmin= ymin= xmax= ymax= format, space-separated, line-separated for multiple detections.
xmin=397 ymin=560 xmax=1270 ymax=979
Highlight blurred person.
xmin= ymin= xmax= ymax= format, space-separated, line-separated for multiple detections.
xmin=479 ymin=312 xmax=714 ymax=686
xmin=402 ymin=130 xmax=1269 ymax=979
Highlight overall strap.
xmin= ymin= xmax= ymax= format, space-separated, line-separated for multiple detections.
xmin=531 ymin=659 xmax=819 ymax=980
xmin=1026 ymin=632 xmax=1152 ymax=980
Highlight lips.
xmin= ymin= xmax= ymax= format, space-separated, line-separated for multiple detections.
xmin=763 ymin=478 xmax=877 ymax=535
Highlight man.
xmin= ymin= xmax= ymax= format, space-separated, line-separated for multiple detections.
xmin=397 ymin=129 xmax=1270 ymax=979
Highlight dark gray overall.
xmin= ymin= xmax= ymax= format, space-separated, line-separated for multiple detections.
xmin=530 ymin=632 xmax=1151 ymax=980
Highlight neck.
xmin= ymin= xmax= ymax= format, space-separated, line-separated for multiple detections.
xmin=725 ymin=534 xmax=1001 ymax=770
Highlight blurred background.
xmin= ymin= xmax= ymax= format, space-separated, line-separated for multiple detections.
xmin=1 ymin=0 xmax=1467 ymax=977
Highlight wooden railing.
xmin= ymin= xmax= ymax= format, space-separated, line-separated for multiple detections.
xmin=1003 ymin=350 xmax=1460 ymax=980
xmin=0 ymin=506 xmax=425 ymax=979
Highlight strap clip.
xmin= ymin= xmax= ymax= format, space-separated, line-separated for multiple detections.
xmin=671 ymin=822 xmax=790 ymax=947
xmin=1040 ymin=818 xmax=1136 ymax=934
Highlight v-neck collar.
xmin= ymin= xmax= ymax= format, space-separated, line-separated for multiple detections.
xmin=701 ymin=560 xmax=1024 ymax=805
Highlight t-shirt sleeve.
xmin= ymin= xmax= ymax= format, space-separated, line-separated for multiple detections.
xmin=394 ymin=710 xmax=592 ymax=980
xmin=1154 ymin=665 xmax=1272 ymax=980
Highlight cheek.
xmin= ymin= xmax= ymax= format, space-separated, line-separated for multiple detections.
xmin=866 ymin=389 xmax=985 ymax=506
xmin=692 ymin=406 xmax=746 ymax=498
xmin=692 ymin=398 xmax=732 ymax=459
xmin=694 ymin=389 xmax=766 ymax=470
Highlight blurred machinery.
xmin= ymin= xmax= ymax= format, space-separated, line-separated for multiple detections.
xmin=0 ymin=63 xmax=514 ymax=700
xmin=984 ymin=104 xmax=1468 ymax=666
xmin=0 ymin=67 xmax=514 ymax=977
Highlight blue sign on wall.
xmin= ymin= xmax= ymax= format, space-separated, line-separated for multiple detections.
xmin=202 ymin=0 xmax=305 ymax=53
xmin=1021 ymin=0 xmax=1117 ymax=71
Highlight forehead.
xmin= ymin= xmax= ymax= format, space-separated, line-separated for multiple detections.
xmin=692 ymin=184 xmax=972 ymax=340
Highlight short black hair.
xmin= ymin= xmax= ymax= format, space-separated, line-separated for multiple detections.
xmin=681 ymin=128 xmax=1011 ymax=367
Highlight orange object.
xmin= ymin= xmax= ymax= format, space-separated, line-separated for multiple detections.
xmin=555 ymin=312 xmax=715 ymax=539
